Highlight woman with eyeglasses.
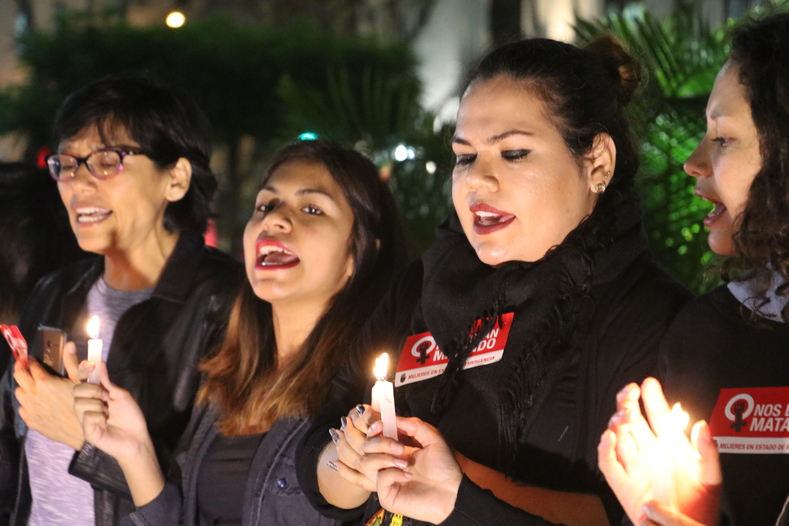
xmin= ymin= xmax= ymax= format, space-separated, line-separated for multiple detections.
xmin=0 ymin=75 xmax=244 ymax=526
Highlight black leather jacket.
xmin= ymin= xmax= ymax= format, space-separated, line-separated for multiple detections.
xmin=0 ymin=233 xmax=243 ymax=526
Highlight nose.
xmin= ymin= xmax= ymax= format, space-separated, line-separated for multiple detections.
xmin=70 ymin=162 xmax=97 ymax=191
xmin=261 ymin=203 xmax=292 ymax=233
xmin=683 ymin=141 xmax=712 ymax=179
xmin=464 ymin=157 xmax=498 ymax=192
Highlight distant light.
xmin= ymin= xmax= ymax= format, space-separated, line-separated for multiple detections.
xmin=406 ymin=147 xmax=416 ymax=160
xmin=298 ymin=132 xmax=319 ymax=141
xmin=166 ymin=11 xmax=186 ymax=28
xmin=394 ymin=144 xmax=408 ymax=162
xmin=425 ymin=161 xmax=437 ymax=174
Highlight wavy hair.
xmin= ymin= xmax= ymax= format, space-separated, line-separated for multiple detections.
xmin=724 ymin=13 xmax=789 ymax=320
xmin=198 ymin=139 xmax=406 ymax=434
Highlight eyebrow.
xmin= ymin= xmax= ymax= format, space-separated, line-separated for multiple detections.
xmin=260 ymin=185 xmax=337 ymax=201
xmin=452 ymin=129 xmax=534 ymax=146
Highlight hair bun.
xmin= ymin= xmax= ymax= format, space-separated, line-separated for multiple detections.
xmin=584 ymin=35 xmax=643 ymax=106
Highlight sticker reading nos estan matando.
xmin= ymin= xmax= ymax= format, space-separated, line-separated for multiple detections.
xmin=394 ymin=312 xmax=514 ymax=388
xmin=709 ymin=386 xmax=789 ymax=454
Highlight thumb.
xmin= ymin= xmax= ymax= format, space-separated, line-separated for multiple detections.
xmin=692 ymin=421 xmax=722 ymax=486
xmin=99 ymin=362 xmax=114 ymax=393
xmin=63 ymin=342 xmax=80 ymax=383
xmin=394 ymin=416 xmax=444 ymax=448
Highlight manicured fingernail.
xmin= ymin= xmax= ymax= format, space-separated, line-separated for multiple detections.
xmin=329 ymin=428 xmax=340 ymax=444
xmin=394 ymin=458 xmax=408 ymax=469
xmin=340 ymin=416 xmax=348 ymax=431
xmin=327 ymin=460 xmax=338 ymax=472
xmin=356 ymin=404 xmax=365 ymax=416
xmin=391 ymin=441 xmax=405 ymax=455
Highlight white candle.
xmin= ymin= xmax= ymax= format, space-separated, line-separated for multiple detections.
xmin=371 ymin=353 xmax=398 ymax=440
xmin=651 ymin=403 xmax=689 ymax=510
xmin=86 ymin=315 xmax=102 ymax=385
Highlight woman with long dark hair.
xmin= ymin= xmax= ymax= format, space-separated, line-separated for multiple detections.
xmin=72 ymin=139 xmax=406 ymax=525
xmin=296 ymin=37 xmax=691 ymax=526
xmin=599 ymin=12 xmax=789 ymax=526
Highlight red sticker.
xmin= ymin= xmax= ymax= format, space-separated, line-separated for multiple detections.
xmin=1 ymin=325 xmax=28 ymax=363
xmin=709 ymin=387 xmax=789 ymax=454
xmin=394 ymin=312 xmax=514 ymax=387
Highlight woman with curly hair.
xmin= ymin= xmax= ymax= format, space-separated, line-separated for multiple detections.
xmin=598 ymin=11 xmax=789 ymax=526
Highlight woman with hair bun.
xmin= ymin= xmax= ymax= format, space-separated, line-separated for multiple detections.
xmin=296 ymin=36 xmax=691 ymax=526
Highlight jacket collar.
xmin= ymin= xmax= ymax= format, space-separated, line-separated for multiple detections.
xmin=65 ymin=231 xmax=206 ymax=304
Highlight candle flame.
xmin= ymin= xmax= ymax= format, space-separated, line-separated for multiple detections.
xmin=374 ymin=353 xmax=389 ymax=381
xmin=87 ymin=315 xmax=100 ymax=339
xmin=670 ymin=403 xmax=690 ymax=432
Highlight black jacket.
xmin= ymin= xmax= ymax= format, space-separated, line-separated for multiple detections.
xmin=0 ymin=233 xmax=243 ymax=526
xmin=297 ymin=255 xmax=691 ymax=526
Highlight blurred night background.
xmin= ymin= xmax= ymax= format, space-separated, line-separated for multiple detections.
xmin=1 ymin=0 xmax=787 ymax=324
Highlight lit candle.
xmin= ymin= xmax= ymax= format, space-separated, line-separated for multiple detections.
xmin=652 ymin=403 xmax=690 ymax=509
xmin=371 ymin=353 xmax=398 ymax=440
xmin=86 ymin=315 xmax=102 ymax=385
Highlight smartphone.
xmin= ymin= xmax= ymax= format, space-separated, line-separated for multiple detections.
xmin=39 ymin=326 xmax=66 ymax=375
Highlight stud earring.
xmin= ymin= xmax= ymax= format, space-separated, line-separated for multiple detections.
xmin=595 ymin=182 xmax=607 ymax=194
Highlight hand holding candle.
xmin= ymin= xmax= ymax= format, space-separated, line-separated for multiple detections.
xmin=651 ymin=402 xmax=690 ymax=510
xmin=86 ymin=315 xmax=102 ymax=385
xmin=371 ymin=353 xmax=397 ymax=440
xmin=599 ymin=378 xmax=722 ymax=526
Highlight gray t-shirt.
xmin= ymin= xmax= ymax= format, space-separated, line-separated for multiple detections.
xmin=26 ymin=277 xmax=153 ymax=526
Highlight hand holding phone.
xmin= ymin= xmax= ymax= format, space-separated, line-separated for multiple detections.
xmin=39 ymin=326 xmax=66 ymax=376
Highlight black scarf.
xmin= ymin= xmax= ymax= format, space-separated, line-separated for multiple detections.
xmin=419 ymin=186 xmax=649 ymax=468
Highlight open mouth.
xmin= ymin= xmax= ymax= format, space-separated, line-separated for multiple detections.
xmin=75 ymin=206 xmax=112 ymax=225
xmin=255 ymin=243 xmax=300 ymax=269
xmin=704 ymin=201 xmax=727 ymax=226
xmin=470 ymin=204 xmax=515 ymax=235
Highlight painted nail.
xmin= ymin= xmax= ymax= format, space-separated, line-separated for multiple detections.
xmin=340 ymin=416 xmax=348 ymax=430
xmin=329 ymin=428 xmax=340 ymax=444
xmin=356 ymin=404 xmax=365 ymax=416
xmin=327 ymin=460 xmax=339 ymax=472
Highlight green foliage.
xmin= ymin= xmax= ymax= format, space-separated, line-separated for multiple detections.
xmin=278 ymin=65 xmax=453 ymax=256
xmin=576 ymin=5 xmax=729 ymax=293
xmin=0 ymin=12 xmax=419 ymax=251
xmin=1 ymin=13 xmax=415 ymax=150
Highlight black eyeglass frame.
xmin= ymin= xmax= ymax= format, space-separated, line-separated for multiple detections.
xmin=45 ymin=149 xmax=146 ymax=183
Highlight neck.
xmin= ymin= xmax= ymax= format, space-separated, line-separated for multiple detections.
xmin=103 ymin=231 xmax=181 ymax=290
xmin=270 ymin=299 xmax=329 ymax=365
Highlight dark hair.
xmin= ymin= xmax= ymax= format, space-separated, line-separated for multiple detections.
xmin=52 ymin=74 xmax=217 ymax=234
xmin=725 ymin=13 xmax=789 ymax=319
xmin=461 ymin=36 xmax=642 ymax=191
xmin=198 ymin=139 xmax=406 ymax=433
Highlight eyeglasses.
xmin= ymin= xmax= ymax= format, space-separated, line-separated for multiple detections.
xmin=46 ymin=149 xmax=145 ymax=182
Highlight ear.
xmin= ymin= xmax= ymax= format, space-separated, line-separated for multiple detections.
xmin=164 ymin=158 xmax=193 ymax=203
xmin=585 ymin=133 xmax=616 ymax=193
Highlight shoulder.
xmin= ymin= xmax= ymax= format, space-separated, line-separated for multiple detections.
xmin=29 ymin=257 xmax=99 ymax=297
xmin=18 ymin=257 xmax=98 ymax=326
xmin=594 ymin=255 xmax=693 ymax=341
xmin=196 ymin=245 xmax=244 ymax=283
xmin=190 ymin=245 xmax=245 ymax=303
xmin=661 ymin=286 xmax=741 ymax=359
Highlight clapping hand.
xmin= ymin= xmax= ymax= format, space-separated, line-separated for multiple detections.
xmin=598 ymin=378 xmax=722 ymax=526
